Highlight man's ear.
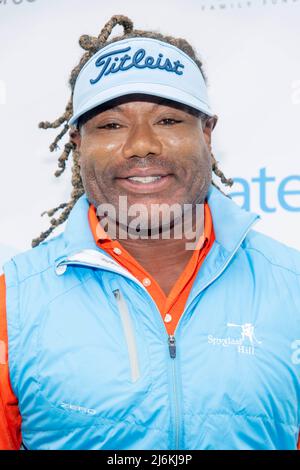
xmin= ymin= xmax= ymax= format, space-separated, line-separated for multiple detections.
xmin=202 ymin=115 xmax=218 ymax=152
xmin=69 ymin=127 xmax=81 ymax=149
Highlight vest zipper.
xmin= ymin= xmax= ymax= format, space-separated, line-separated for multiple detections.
xmin=113 ymin=288 xmax=140 ymax=383
xmin=168 ymin=334 xmax=176 ymax=359
xmin=168 ymin=334 xmax=180 ymax=449
xmin=163 ymin=220 xmax=260 ymax=449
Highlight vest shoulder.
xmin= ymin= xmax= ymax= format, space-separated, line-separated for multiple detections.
xmin=3 ymin=234 xmax=65 ymax=283
xmin=242 ymin=229 xmax=300 ymax=275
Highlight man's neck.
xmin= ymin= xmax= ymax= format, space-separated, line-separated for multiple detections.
xmin=120 ymin=235 xmax=195 ymax=296
xmin=115 ymin=205 xmax=204 ymax=296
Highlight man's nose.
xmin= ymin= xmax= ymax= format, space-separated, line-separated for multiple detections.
xmin=122 ymin=122 xmax=163 ymax=159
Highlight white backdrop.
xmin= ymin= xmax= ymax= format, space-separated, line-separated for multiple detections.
xmin=0 ymin=0 xmax=299 ymax=270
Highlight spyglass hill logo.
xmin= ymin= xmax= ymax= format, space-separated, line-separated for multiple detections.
xmin=200 ymin=0 xmax=299 ymax=8
xmin=0 ymin=0 xmax=36 ymax=5
xmin=208 ymin=323 xmax=262 ymax=356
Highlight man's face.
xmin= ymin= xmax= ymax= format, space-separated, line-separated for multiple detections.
xmin=70 ymin=94 xmax=217 ymax=227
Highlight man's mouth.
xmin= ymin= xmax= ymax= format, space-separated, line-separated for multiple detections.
xmin=114 ymin=171 xmax=174 ymax=193
xmin=126 ymin=175 xmax=164 ymax=184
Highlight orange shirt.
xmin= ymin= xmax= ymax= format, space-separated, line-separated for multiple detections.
xmin=88 ymin=201 xmax=215 ymax=336
xmin=0 ymin=274 xmax=22 ymax=450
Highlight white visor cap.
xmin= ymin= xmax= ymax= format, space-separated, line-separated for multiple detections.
xmin=68 ymin=37 xmax=214 ymax=127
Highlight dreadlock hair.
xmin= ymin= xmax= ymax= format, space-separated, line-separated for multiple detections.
xmin=32 ymin=14 xmax=233 ymax=248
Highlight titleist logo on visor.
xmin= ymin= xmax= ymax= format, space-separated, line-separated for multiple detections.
xmin=90 ymin=46 xmax=185 ymax=85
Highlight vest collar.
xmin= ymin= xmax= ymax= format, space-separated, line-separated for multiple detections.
xmin=206 ymin=184 xmax=260 ymax=253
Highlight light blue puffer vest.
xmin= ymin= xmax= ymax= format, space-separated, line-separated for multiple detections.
xmin=3 ymin=184 xmax=300 ymax=450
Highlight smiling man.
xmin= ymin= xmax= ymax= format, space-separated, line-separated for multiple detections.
xmin=1 ymin=14 xmax=300 ymax=450
xmin=70 ymin=93 xmax=213 ymax=295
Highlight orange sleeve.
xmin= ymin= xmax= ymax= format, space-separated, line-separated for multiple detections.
xmin=0 ymin=274 xmax=22 ymax=450
xmin=298 ymin=432 xmax=300 ymax=450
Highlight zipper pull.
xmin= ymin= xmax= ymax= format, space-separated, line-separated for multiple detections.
xmin=168 ymin=334 xmax=176 ymax=359
xmin=113 ymin=289 xmax=120 ymax=300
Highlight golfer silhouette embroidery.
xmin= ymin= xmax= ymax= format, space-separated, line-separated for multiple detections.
xmin=227 ymin=323 xmax=262 ymax=345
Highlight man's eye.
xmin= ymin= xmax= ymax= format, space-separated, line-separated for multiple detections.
xmin=158 ymin=118 xmax=182 ymax=126
xmin=97 ymin=123 xmax=121 ymax=129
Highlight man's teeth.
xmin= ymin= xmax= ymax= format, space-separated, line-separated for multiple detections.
xmin=127 ymin=176 xmax=163 ymax=183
